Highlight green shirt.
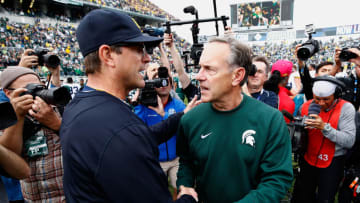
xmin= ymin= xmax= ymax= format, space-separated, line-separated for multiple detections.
xmin=177 ymin=94 xmax=293 ymax=203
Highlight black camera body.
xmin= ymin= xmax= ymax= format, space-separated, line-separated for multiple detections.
xmin=138 ymin=67 xmax=169 ymax=107
xmin=29 ymin=48 xmax=60 ymax=68
xmin=297 ymin=39 xmax=320 ymax=61
xmin=143 ymin=27 xmax=165 ymax=37
xmin=339 ymin=47 xmax=359 ymax=62
xmin=21 ymin=83 xmax=71 ymax=106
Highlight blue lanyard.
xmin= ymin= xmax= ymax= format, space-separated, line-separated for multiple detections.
xmin=354 ymin=79 xmax=358 ymax=102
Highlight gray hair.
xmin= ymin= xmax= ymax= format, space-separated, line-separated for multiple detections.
xmin=208 ymin=37 xmax=253 ymax=85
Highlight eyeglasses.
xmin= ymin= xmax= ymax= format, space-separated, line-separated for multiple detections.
xmin=6 ymin=87 xmax=15 ymax=90
xmin=114 ymin=43 xmax=154 ymax=56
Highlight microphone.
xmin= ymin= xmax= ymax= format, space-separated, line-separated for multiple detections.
xmin=281 ymin=110 xmax=294 ymax=121
xmin=183 ymin=6 xmax=197 ymax=15
xmin=308 ymin=102 xmax=321 ymax=116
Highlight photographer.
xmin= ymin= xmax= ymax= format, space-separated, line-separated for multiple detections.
xmin=295 ymin=44 xmax=338 ymax=101
xmin=0 ymin=66 xmax=65 ymax=202
xmin=18 ymin=49 xmax=61 ymax=88
xmin=134 ymin=65 xmax=186 ymax=199
xmin=332 ymin=47 xmax=360 ymax=111
xmin=292 ymin=76 xmax=356 ymax=203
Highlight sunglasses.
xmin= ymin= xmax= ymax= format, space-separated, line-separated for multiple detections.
xmin=114 ymin=43 xmax=154 ymax=55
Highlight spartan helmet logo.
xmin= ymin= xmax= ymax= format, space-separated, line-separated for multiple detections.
xmin=242 ymin=130 xmax=256 ymax=148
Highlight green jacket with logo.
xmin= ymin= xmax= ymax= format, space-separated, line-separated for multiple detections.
xmin=176 ymin=94 xmax=293 ymax=203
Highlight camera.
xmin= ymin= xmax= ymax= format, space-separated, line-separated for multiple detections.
xmin=297 ymin=24 xmax=320 ymax=61
xmin=138 ymin=67 xmax=169 ymax=107
xmin=29 ymin=48 xmax=60 ymax=68
xmin=21 ymin=83 xmax=71 ymax=106
xmin=339 ymin=47 xmax=359 ymax=62
xmin=143 ymin=26 xmax=165 ymax=37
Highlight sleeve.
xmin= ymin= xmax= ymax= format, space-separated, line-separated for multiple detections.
xmin=322 ymin=102 xmax=356 ymax=149
xmin=149 ymin=112 xmax=184 ymax=144
xmin=235 ymin=112 xmax=294 ymax=203
xmin=299 ymin=65 xmax=314 ymax=100
xmin=95 ymin=124 xmax=195 ymax=203
xmin=176 ymin=120 xmax=196 ymax=188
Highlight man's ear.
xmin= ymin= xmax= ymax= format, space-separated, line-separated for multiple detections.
xmin=3 ymin=89 xmax=11 ymax=98
xmin=98 ymin=45 xmax=116 ymax=68
xmin=232 ymin=67 xmax=246 ymax=86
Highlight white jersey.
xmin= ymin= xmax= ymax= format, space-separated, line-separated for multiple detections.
xmin=63 ymin=83 xmax=81 ymax=98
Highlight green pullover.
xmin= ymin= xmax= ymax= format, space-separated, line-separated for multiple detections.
xmin=177 ymin=94 xmax=293 ymax=203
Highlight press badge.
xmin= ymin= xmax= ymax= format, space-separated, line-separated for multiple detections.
xmin=24 ymin=130 xmax=49 ymax=158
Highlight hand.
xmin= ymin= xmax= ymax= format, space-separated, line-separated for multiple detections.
xmin=8 ymin=88 xmax=34 ymax=118
xmin=294 ymin=44 xmax=305 ymax=68
xmin=304 ymin=114 xmax=325 ymax=130
xmin=18 ymin=49 xmax=38 ymax=68
xmin=148 ymin=96 xmax=165 ymax=117
xmin=223 ymin=26 xmax=234 ymax=36
xmin=184 ymin=95 xmax=202 ymax=114
xmin=28 ymin=96 xmax=61 ymax=131
xmin=177 ymin=185 xmax=198 ymax=202
xmin=164 ymin=33 xmax=173 ymax=47
xmin=334 ymin=48 xmax=342 ymax=66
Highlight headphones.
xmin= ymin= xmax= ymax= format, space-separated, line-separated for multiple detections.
xmin=313 ymin=76 xmax=346 ymax=98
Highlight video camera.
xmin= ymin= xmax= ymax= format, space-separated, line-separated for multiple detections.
xmin=163 ymin=5 xmax=229 ymax=68
xmin=21 ymin=83 xmax=71 ymax=106
xmin=283 ymin=102 xmax=321 ymax=153
xmin=297 ymin=24 xmax=320 ymax=61
xmin=29 ymin=48 xmax=60 ymax=68
xmin=339 ymin=46 xmax=360 ymax=62
xmin=143 ymin=25 xmax=165 ymax=37
xmin=138 ymin=67 xmax=169 ymax=107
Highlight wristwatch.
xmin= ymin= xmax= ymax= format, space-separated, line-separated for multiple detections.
xmin=323 ymin=123 xmax=332 ymax=131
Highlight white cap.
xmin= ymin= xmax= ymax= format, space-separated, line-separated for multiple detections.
xmin=313 ymin=80 xmax=337 ymax=97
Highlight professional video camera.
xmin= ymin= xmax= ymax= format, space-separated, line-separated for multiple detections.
xmin=339 ymin=46 xmax=360 ymax=61
xmin=283 ymin=102 xmax=321 ymax=153
xmin=21 ymin=83 xmax=71 ymax=106
xmin=143 ymin=25 xmax=165 ymax=37
xmin=163 ymin=4 xmax=229 ymax=68
xmin=138 ymin=67 xmax=169 ymax=107
xmin=29 ymin=48 xmax=60 ymax=68
xmin=297 ymin=24 xmax=320 ymax=61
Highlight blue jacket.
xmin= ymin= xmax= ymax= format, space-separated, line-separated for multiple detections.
xmin=134 ymin=97 xmax=186 ymax=162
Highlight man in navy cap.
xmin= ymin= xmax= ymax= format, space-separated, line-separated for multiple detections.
xmin=60 ymin=9 xmax=199 ymax=202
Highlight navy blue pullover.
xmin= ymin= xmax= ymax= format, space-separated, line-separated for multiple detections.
xmin=60 ymin=90 xmax=194 ymax=202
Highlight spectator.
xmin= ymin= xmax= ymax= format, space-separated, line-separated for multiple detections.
xmin=263 ymin=59 xmax=295 ymax=123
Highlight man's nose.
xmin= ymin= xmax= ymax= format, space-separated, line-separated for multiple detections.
xmin=195 ymin=68 xmax=205 ymax=81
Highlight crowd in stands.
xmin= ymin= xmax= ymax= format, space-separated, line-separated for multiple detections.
xmin=84 ymin=0 xmax=178 ymax=20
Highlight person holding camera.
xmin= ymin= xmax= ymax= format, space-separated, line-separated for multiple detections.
xmin=134 ymin=64 xmax=186 ymax=199
xmin=0 ymin=66 xmax=65 ymax=202
xmin=243 ymin=55 xmax=278 ymax=109
xmin=60 ymin=9 xmax=199 ymax=202
xmin=291 ymin=76 xmax=356 ymax=203
xmin=176 ymin=37 xmax=293 ymax=202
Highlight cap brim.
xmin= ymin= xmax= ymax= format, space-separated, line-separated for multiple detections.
xmin=124 ymin=34 xmax=163 ymax=46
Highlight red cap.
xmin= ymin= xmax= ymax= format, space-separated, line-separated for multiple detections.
xmin=271 ymin=60 xmax=293 ymax=77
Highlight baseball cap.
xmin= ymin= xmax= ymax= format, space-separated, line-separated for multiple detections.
xmin=0 ymin=66 xmax=40 ymax=89
xmin=271 ymin=60 xmax=293 ymax=77
xmin=76 ymin=9 xmax=163 ymax=57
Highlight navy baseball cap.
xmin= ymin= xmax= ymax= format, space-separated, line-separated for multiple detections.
xmin=76 ymin=9 xmax=163 ymax=57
